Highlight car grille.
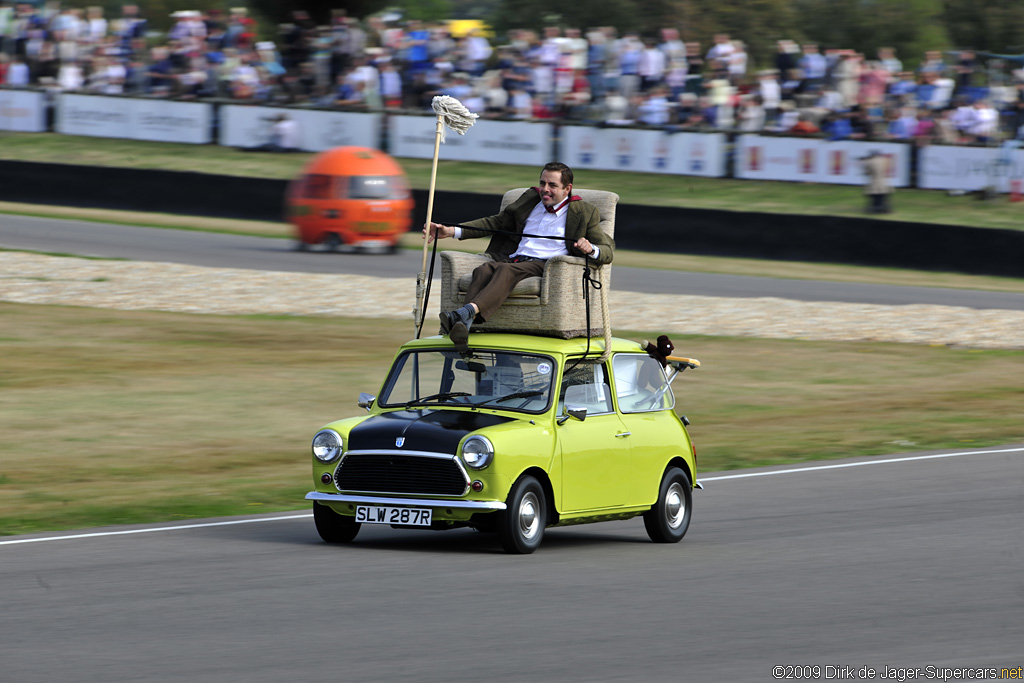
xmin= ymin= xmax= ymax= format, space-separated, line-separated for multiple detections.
xmin=334 ymin=452 xmax=468 ymax=496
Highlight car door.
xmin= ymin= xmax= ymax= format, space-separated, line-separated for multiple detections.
xmin=611 ymin=353 xmax=682 ymax=507
xmin=557 ymin=361 xmax=632 ymax=512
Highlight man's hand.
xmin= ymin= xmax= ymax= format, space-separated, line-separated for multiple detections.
xmin=424 ymin=222 xmax=455 ymax=243
xmin=574 ymin=237 xmax=594 ymax=256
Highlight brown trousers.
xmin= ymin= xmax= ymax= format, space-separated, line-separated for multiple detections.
xmin=464 ymin=259 xmax=546 ymax=321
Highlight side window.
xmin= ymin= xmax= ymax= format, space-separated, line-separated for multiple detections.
xmin=300 ymin=174 xmax=335 ymax=199
xmin=558 ymin=362 xmax=613 ymax=415
xmin=613 ymin=354 xmax=675 ymax=413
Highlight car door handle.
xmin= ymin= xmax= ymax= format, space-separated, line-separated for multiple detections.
xmin=614 ymin=431 xmax=631 ymax=438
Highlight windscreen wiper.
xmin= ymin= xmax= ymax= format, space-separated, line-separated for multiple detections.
xmin=403 ymin=392 xmax=471 ymax=408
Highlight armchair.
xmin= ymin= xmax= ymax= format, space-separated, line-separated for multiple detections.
xmin=439 ymin=188 xmax=618 ymax=339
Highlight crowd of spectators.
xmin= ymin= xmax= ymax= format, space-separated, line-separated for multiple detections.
xmin=3 ymin=2 xmax=1024 ymax=145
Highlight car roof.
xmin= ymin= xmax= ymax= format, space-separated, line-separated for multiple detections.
xmin=402 ymin=333 xmax=646 ymax=358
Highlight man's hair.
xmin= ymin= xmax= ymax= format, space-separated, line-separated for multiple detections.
xmin=542 ymin=162 xmax=573 ymax=187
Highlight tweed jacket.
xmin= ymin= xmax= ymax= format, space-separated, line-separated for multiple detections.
xmin=458 ymin=188 xmax=614 ymax=265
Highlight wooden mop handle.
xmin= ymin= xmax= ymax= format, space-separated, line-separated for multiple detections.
xmin=415 ymin=117 xmax=445 ymax=334
xmin=421 ymin=117 xmax=444 ymax=277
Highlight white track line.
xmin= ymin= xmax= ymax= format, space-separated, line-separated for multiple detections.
xmin=0 ymin=513 xmax=312 ymax=546
xmin=700 ymin=446 xmax=1024 ymax=482
xmin=4 ymin=447 xmax=1022 ymax=546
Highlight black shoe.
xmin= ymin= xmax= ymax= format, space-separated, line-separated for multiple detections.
xmin=439 ymin=310 xmax=458 ymax=335
xmin=450 ymin=321 xmax=469 ymax=352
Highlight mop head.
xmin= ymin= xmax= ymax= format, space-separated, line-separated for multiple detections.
xmin=431 ymin=95 xmax=479 ymax=142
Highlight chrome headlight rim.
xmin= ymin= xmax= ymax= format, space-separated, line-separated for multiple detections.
xmin=312 ymin=429 xmax=344 ymax=463
xmin=461 ymin=435 xmax=494 ymax=470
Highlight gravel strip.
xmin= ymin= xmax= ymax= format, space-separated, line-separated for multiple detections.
xmin=3 ymin=253 xmax=1022 ymax=349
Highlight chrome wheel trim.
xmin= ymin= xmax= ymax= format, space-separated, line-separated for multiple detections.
xmin=665 ymin=482 xmax=686 ymax=529
xmin=518 ymin=491 xmax=540 ymax=540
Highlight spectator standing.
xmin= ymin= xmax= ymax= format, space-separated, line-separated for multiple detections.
xmin=758 ymin=69 xmax=781 ymax=124
xmin=115 ymin=4 xmax=146 ymax=58
xmin=918 ymin=50 xmax=945 ymax=78
xmin=637 ymin=85 xmax=672 ymax=125
xmin=860 ymin=151 xmax=892 ymax=213
xmin=705 ymin=33 xmax=733 ymax=70
xmin=953 ymin=49 xmax=977 ymax=97
xmin=934 ymin=107 xmax=960 ymax=144
xmin=859 ymin=60 xmax=888 ymax=110
xmin=913 ymin=107 xmax=937 ymax=145
xmin=462 ymin=28 xmax=492 ymax=77
xmin=598 ymin=27 xmax=621 ymax=96
xmin=616 ymin=32 xmax=642 ymax=99
xmin=637 ymin=37 xmax=665 ymax=91
xmin=775 ymin=40 xmax=798 ymax=82
xmin=833 ymin=52 xmax=860 ymax=107
xmin=737 ymin=94 xmax=765 ymax=131
xmin=878 ymin=47 xmax=902 ymax=78
xmin=888 ymin=71 xmax=917 ymax=106
xmin=727 ymin=40 xmax=747 ymax=84
xmin=967 ymin=99 xmax=998 ymax=142
xmin=585 ymin=28 xmax=607 ymax=98
xmin=799 ymin=43 xmax=827 ymax=92
xmin=379 ymin=59 xmax=402 ymax=108
xmin=5 ymin=52 xmax=28 ymax=85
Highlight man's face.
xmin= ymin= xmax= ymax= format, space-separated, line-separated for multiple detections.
xmin=537 ymin=170 xmax=570 ymax=208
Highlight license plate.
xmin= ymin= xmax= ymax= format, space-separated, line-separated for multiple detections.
xmin=355 ymin=505 xmax=432 ymax=526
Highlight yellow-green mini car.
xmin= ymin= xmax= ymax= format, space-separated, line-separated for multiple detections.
xmin=305 ymin=334 xmax=700 ymax=554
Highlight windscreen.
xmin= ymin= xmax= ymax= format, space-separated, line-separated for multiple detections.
xmin=380 ymin=349 xmax=556 ymax=414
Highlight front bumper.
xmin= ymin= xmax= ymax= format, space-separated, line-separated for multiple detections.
xmin=306 ymin=491 xmax=506 ymax=511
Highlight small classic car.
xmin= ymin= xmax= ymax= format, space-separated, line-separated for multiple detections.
xmin=305 ymin=333 xmax=700 ymax=553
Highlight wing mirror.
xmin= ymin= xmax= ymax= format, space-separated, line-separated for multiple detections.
xmin=357 ymin=392 xmax=375 ymax=412
xmin=558 ymin=385 xmax=590 ymax=424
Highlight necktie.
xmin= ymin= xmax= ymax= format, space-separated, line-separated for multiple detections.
xmin=545 ymin=197 xmax=569 ymax=214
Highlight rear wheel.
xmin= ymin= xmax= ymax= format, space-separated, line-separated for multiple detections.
xmin=643 ymin=467 xmax=692 ymax=543
xmin=313 ymin=502 xmax=361 ymax=543
xmin=323 ymin=232 xmax=341 ymax=251
xmin=497 ymin=475 xmax=546 ymax=554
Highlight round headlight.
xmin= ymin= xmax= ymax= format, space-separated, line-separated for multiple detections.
xmin=312 ymin=429 xmax=343 ymax=462
xmin=461 ymin=435 xmax=494 ymax=470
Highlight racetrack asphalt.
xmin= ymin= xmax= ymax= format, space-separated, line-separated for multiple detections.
xmin=3 ymin=445 xmax=1022 ymax=683
xmin=3 ymin=213 xmax=1024 ymax=311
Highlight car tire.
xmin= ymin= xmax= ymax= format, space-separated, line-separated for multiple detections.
xmin=643 ymin=466 xmax=692 ymax=543
xmin=497 ymin=474 xmax=546 ymax=554
xmin=313 ymin=501 xmax=361 ymax=543
xmin=323 ymin=233 xmax=341 ymax=251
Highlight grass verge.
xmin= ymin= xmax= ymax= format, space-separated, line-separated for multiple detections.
xmin=1 ymin=302 xmax=1021 ymax=536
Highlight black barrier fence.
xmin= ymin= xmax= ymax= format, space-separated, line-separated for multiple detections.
xmin=1 ymin=159 xmax=1021 ymax=277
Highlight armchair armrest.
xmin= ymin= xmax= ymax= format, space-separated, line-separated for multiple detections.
xmin=538 ymin=255 xmax=607 ymax=305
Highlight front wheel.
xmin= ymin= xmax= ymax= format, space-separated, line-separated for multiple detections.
xmin=313 ymin=502 xmax=361 ymax=543
xmin=643 ymin=467 xmax=692 ymax=543
xmin=497 ymin=475 xmax=547 ymax=554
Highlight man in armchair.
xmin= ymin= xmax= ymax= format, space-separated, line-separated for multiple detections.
xmin=424 ymin=162 xmax=615 ymax=348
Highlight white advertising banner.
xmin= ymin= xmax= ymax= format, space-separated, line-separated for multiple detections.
xmin=56 ymin=94 xmax=212 ymax=143
xmin=132 ymin=98 xmax=212 ymax=144
xmin=559 ymin=126 xmax=726 ymax=177
xmin=917 ymin=144 xmax=1024 ymax=193
xmin=388 ymin=116 xmax=552 ymax=166
xmin=735 ymin=135 xmax=910 ymax=187
xmin=0 ymin=89 xmax=47 ymax=132
xmin=218 ymin=105 xmax=380 ymax=152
